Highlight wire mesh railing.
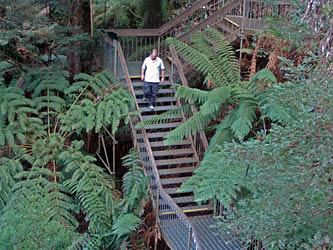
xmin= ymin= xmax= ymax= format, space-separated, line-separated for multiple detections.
xmin=104 ymin=37 xmax=203 ymax=250
xmin=228 ymin=0 xmax=292 ymax=30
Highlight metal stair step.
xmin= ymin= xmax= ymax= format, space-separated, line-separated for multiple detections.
xmin=142 ymin=114 xmax=182 ymax=121
xmin=140 ymin=105 xmax=176 ymax=112
xmin=134 ymin=89 xmax=174 ymax=95
xmin=146 ymin=139 xmax=191 ymax=147
xmin=153 ymin=148 xmax=194 ymax=157
xmin=137 ymin=97 xmax=177 ymax=104
xmin=137 ymin=132 xmax=168 ymax=139
xmin=158 ymin=166 xmax=195 ymax=175
xmin=164 ymin=187 xmax=192 ymax=195
xmin=180 ymin=204 xmax=213 ymax=213
xmin=173 ymin=196 xmax=195 ymax=204
xmin=156 ymin=157 xmax=197 ymax=166
xmin=160 ymin=176 xmax=191 ymax=185
xmin=215 ymin=19 xmax=237 ymax=34
xmin=132 ymin=81 xmax=172 ymax=87
xmin=143 ymin=122 xmax=182 ymax=130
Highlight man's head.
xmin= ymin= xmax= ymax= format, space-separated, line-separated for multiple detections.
xmin=151 ymin=49 xmax=157 ymax=60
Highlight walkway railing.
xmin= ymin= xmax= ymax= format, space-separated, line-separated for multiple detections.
xmin=107 ymin=0 xmax=292 ymax=62
xmin=104 ymin=36 xmax=203 ymax=250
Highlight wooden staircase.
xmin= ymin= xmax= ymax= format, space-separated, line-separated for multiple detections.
xmin=132 ymin=76 xmax=214 ymax=217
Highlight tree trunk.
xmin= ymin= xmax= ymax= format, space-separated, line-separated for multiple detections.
xmin=143 ymin=0 xmax=162 ymax=28
xmin=67 ymin=0 xmax=91 ymax=80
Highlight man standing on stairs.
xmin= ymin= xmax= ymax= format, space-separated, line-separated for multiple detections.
xmin=141 ymin=49 xmax=165 ymax=111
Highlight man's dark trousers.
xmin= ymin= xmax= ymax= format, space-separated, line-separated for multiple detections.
xmin=143 ymin=81 xmax=159 ymax=106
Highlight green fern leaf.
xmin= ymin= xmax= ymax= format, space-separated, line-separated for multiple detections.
xmin=112 ymin=213 xmax=141 ymax=239
xmin=231 ymin=100 xmax=257 ymax=140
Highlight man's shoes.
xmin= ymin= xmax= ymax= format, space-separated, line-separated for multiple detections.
xmin=143 ymin=96 xmax=148 ymax=102
xmin=148 ymin=105 xmax=154 ymax=111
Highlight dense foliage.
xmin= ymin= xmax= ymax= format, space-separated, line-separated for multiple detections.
xmin=199 ymin=64 xmax=332 ymax=248
xmin=0 ymin=1 xmax=151 ymax=249
xmin=0 ymin=67 xmax=150 ymax=248
xmin=152 ymin=2 xmax=332 ymax=249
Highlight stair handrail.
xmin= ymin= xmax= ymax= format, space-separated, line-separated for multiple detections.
xmin=105 ymin=0 xmax=211 ymax=36
xmin=158 ymin=0 xmax=211 ymax=35
xmin=110 ymin=38 xmax=203 ymax=250
xmin=106 ymin=0 xmax=236 ymax=39
xmin=178 ymin=0 xmax=242 ymax=42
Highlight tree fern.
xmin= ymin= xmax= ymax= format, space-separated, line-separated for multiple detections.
xmin=61 ymin=146 xmax=118 ymax=234
xmin=1 ymin=64 xmax=144 ymax=247
xmin=61 ymin=70 xmax=134 ymax=134
xmin=25 ymin=68 xmax=70 ymax=97
xmin=167 ymin=31 xmax=292 ymax=146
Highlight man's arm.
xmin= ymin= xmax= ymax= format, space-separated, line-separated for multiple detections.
xmin=161 ymin=69 xmax=165 ymax=83
xmin=141 ymin=59 xmax=146 ymax=81
xmin=141 ymin=67 xmax=145 ymax=81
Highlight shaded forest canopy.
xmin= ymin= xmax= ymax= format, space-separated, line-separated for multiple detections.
xmin=0 ymin=0 xmax=332 ymax=249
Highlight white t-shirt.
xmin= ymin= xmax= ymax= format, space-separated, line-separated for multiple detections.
xmin=142 ymin=56 xmax=165 ymax=83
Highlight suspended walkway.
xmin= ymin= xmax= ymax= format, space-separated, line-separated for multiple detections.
xmin=104 ymin=1 xmax=291 ymax=249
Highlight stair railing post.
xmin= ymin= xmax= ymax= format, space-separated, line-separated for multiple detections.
xmin=158 ymin=36 xmax=161 ymax=57
xmin=154 ymin=189 xmax=160 ymax=250
xmin=113 ymin=39 xmax=117 ymax=76
xmin=187 ymin=227 xmax=192 ymax=250
xmin=239 ymin=0 xmax=246 ymax=66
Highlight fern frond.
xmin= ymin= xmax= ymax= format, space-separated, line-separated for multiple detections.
xmin=67 ymin=235 xmax=91 ymax=250
xmin=61 ymin=147 xmax=118 ymax=234
xmin=231 ymin=99 xmax=257 ymax=140
xmin=174 ymin=84 xmax=209 ymax=105
xmin=180 ymin=146 xmax=246 ymax=208
xmin=121 ymin=148 xmax=148 ymax=213
xmin=164 ymin=111 xmax=212 ymax=144
xmin=69 ymin=70 xmax=116 ymax=98
xmin=200 ymin=87 xmax=231 ymax=117
xmin=61 ymin=70 xmax=133 ymax=135
xmin=34 ymin=95 xmax=66 ymax=114
xmin=112 ymin=213 xmax=141 ymax=239
xmin=206 ymin=116 xmax=233 ymax=154
xmin=245 ymin=68 xmax=277 ymax=93
xmin=25 ymin=68 xmax=69 ymax=96
xmin=257 ymin=88 xmax=293 ymax=124
xmin=167 ymin=37 xmax=226 ymax=84
xmin=0 ymin=158 xmax=23 ymax=209
xmin=0 ymin=61 xmax=19 ymax=75
xmin=203 ymin=28 xmax=240 ymax=84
